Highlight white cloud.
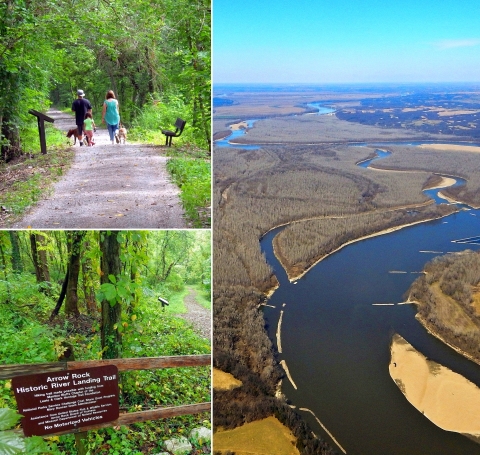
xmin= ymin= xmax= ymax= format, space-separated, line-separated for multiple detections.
xmin=433 ymin=39 xmax=480 ymax=49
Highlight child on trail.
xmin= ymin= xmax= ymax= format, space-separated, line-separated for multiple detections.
xmin=83 ymin=113 xmax=96 ymax=146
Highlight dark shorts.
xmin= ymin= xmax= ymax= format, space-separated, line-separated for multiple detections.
xmin=77 ymin=124 xmax=84 ymax=136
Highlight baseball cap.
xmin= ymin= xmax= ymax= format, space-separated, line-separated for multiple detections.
xmin=77 ymin=89 xmax=85 ymax=97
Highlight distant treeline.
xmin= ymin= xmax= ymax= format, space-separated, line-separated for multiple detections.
xmin=371 ymin=144 xmax=480 ymax=208
xmin=408 ymin=251 xmax=480 ymax=363
xmin=335 ymin=90 xmax=480 ymax=138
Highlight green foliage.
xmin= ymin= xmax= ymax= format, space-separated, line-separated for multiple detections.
xmin=128 ymin=96 xmax=208 ymax=150
xmin=1 ymin=0 xmax=211 ymax=161
xmin=0 ymin=408 xmax=50 ymax=455
xmin=97 ymin=275 xmax=139 ymax=307
xmin=166 ymin=158 xmax=211 ymax=228
xmin=164 ymin=287 xmax=190 ymax=314
xmin=0 ymin=409 xmax=21 ymax=431
xmin=20 ymin=123 xmax=67 ymax=156
xmin=0 ymin=230 xmax=211 ymax=453
xmin=191 ymin=285 xmax=211 ymax=311
xmin=0 ymin=429 xmax=25 ymax=455
xmin=122 ymin=303 xmax=210 ymax=409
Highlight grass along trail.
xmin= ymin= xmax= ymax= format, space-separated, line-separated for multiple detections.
xmin=12 ymin=109 xmax=186 ymax=229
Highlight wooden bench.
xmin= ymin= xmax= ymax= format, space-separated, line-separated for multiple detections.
xmin=161 ymin=117 xmax=186 ymax=146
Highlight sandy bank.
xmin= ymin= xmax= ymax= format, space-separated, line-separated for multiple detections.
xmin=213 ymin=368 xmax=242 ymax=391
xmin=230 ymin=121 xmax=249 ymax=131
xmin=424 ymin=176 xmax=456 ymax=190
xmin=389 ymin=334 xmax=480 ymax=437
xmin=213 ymin=416 xmax=300 ymax=455
xmin=419 ymin=143 xmax=480 ymax=153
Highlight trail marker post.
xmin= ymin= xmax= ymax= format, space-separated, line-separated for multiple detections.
xmin=28 ymin=109 xmax=55 ymax=155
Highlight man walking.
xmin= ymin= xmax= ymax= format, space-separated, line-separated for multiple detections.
xmin=72 ymin=89 xmax=92 ymax=146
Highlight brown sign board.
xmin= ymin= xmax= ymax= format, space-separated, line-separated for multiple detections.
xmin=12 ymin=365 xmax=119 ymax=436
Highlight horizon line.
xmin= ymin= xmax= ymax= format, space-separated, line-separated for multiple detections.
xmin=213 ymin=81 xmax=480 ymax=85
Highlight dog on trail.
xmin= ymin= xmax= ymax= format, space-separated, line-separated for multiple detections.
xmin=66 ymin=128 xmax=84 ymax=145
xmin=118 ymin=125 xmax=127 ymax=144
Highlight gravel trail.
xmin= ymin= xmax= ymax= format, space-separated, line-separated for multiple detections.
xmin=13 ymin=109 xmax=186 ymax=229
xmin=179 ymin=288 xmax=211 ymax=340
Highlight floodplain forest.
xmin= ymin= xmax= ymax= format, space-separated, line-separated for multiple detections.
xmin=213 ymin=85 xmax=480 ymax=454
xmin=0 ymin=230 xmax=211 ymax=454
xmin=408 ymin=250 xmax=480 ymax=364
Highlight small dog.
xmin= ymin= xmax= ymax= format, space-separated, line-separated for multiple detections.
xmin=66 ymin=128 xmax=82 ymax=145
xmin=118 ymin=125 xmax=127 ymax=144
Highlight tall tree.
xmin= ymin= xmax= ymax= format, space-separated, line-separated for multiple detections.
xmin=81 ymin=238 xmax=98 ymax=316
xmin=65 ymin=231 xmax=86 ymax=317
xmin=30 ymin=232 xmax=51 ymax=292
xmin=155 ymin=231 xmax=192 ymax=282
xmin=8 ymin=231 xmax=22 ymax=274
xmin=0 ymin=233 xmax=10 ymax=303
xmin=100 ymin=231 xmax=122 ymax=359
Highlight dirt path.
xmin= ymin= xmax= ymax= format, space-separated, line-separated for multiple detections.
xmin=13 ymin=109 xmax=186 ymax=229
xmin=179 ymin=287 xmax=211 ymax=340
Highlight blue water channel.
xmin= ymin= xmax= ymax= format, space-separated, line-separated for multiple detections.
xmin=214 ymin=119 xmax=260 ymax=150
xmin=215 ymin=102 xmax=335 ymax=148
xmin=215 ymin=105 xmax=480 ymax=453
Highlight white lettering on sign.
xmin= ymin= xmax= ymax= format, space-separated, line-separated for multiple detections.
xmin=73 ymin=378 xmax=101 ymax=386
xmin=16 ymin=385 xmax=48 ymax=394
xmin=47 ymin=374 xmax=70 ymax=382
xmin=50 ymin=382 xmax=70 ymax=388
xmin=71 ymin=372 xmax=90 ymax=379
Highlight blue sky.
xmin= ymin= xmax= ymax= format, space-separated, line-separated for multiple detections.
xmin=213 ymin=0 xmax=480 ymax=83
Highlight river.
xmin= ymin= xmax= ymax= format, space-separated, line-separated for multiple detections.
xmin=261 ymin=207 xmax=480 ymax=454
xmin=215 ymin=105 xmax=480 ymax=453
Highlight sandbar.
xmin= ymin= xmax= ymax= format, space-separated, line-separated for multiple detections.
xmin=229 ymin=121 xmax=249 ymax=131
xmin=424 ymin=176 xmax=456 ymax=190
xmin=213 ymin=368 xmax=242 ymax=391
xmin=418 ymin=144 xmax=480 ymax=153
xmin=389 ymin=334 xmax=480 ymax=437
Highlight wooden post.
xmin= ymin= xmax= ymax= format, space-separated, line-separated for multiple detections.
xmin=28 ymin=109 xmax=55 ymax=155
xmin=74 ymin=433 xmax=87 ymax=455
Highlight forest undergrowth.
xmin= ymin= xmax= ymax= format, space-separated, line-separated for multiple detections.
xmin=0 ymin=230 xmax=211 ymax=454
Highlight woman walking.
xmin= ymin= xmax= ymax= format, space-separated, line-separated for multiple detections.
xmin=102 ymin=90 xmax=121 ymax=144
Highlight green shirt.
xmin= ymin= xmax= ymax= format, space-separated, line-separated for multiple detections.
xmin=84 ymin=118 xmax=94 ymax=131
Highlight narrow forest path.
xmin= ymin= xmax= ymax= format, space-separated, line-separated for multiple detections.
xmin=178 ymin=287 xmax=211 ymax=340
xmin=13 ymin=109 xmax=186 ymax=229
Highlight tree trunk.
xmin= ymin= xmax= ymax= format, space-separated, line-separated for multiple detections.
xmin=100 ymin=231 xmax=122 ymax=359
xmin=8 ymin=231 xmax=22 ymax=273
xmin=82 ymin=241 xmax=98 ymax=315
xmin=30 ymin=233 xmax=51 ymax=293
xmin=0 ymin=238 xmax=10 ymax=303
xmin=65 ymin=231 xmax=84 ymax=317
xmin=49 ymin=266 xmax=69 ymax=322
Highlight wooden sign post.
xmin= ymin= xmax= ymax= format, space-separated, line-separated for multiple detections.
xmin=28 ymin=109 xmax=55 ymax=155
